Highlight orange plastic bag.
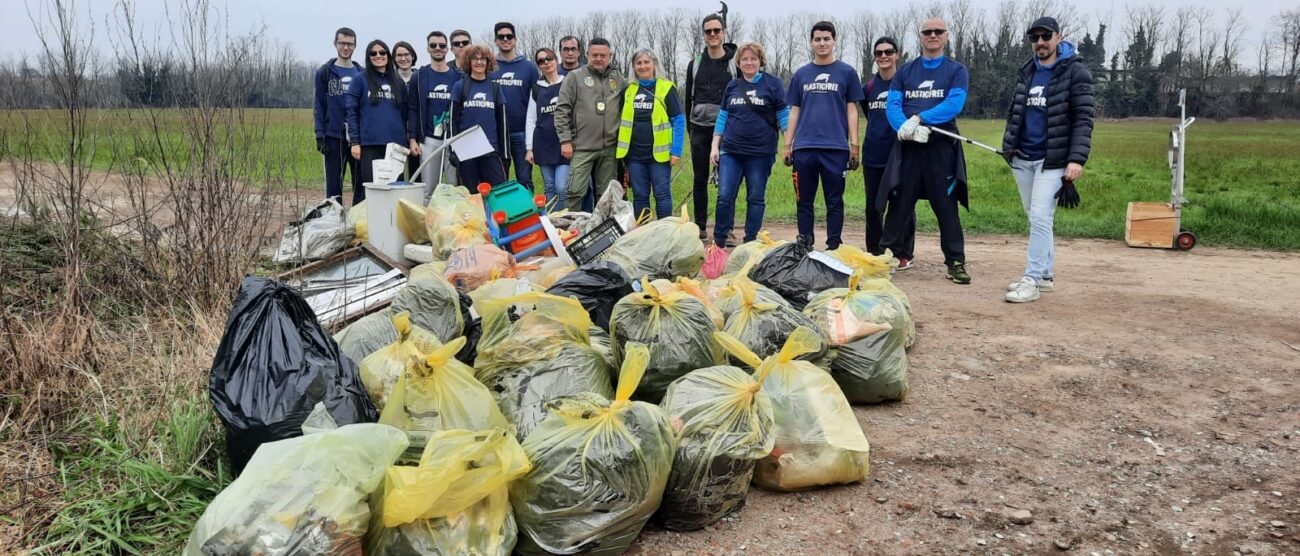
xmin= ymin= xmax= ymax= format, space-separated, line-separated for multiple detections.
xmin=443 ymin=245 xmax=519 ymax=292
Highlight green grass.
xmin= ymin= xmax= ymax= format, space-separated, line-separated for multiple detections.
xmin=5 ymin=109 xmax=1299 ymax=248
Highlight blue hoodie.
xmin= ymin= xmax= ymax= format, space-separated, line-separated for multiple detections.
xmin=1019 ymin=41 xmax=1076 ymax=161
xmin=344 ymin=72 xmax=408 ymax=147
xmin=314 ymin=59 xmax=362 ymax=140
xmin=407 ymin=64 xmax=462 ymax=141
xmin=492 ymin=56 xmax=541 ymax=133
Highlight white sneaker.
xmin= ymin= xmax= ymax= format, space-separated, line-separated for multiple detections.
xmin=1007 ymin=277 xmax=1054 ymax=292
xmin=1004 ymin=277 xmax=1040 ymax=303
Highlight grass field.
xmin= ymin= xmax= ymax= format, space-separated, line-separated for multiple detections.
xmin=4 ymin=109 xmax=1299 ymax=249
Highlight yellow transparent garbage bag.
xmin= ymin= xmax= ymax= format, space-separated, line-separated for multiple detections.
xmin=717 ymin=327 xmax=870 ymax=491
xmin=432 ymin=218 xmax=491 ymax=261
xmin=185 ymin=423 xmax=408 ymax=556
xmin=425 ymin=183 xmax=479 ymax=231
xmin=390 ymin=273 xmax=466 ymax=344
xmin=510 ymin=344 xmax=676 ymax=556
xmin=397 ymin=198 xmax=431 ymax=244
xmin=604 ymin=206 xmax=705 ymax=279
xmin=803 ymin=274 xmax=912 ymax=404
xmin=409 ymin=261 xmax=448 ymax=282
xmin=723 ymin=230 xmax=787 ymax=276
xmin=825 ymin=245 xmax=896 ymax=279
xmin=609 ymin=278 xmax=722 ymax=402
xmin=468 ymin=277 xmax=540 ymax=308
xmin=359 ymin=312 xmax=443 ymax=411
xmin=350 ymin=201 xmax=368 ymax=243
xmin=474 ymin=292 xmax=614 ymax=439
xmin=723 ymin=270 xmax=829 ymax=365
xmin=380 ymin=338 xmax=509 ymax=463
xmin=855 ymin=277 xmax=915 ymax=348
xmin=711 ymin=260 xmax=793 ymax=321
xmin=366 ymin=428 xmax=532 ymax=556
xmin=519 ymin=257 xmax=575 ymax=289
xmin=656 ymin=334 xmax=776 ymax=531
xmin=650 ymin=277 xmax=724 ymax=329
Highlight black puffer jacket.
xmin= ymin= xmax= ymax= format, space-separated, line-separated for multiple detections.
xmin=1001 ymin=43 xmax=1094 ymax=169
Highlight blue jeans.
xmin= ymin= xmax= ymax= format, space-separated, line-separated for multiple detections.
xmin=714 ymin=153 xmax=772 ymax=243
xmin=505 ymin=131 xmax=533 ymax=191
xmin=626 ymin=160 xmax=673 ymax=220
xmin=1011 ymin=157 xmax=1064 ymax=281
xmin=539 ymin=163 xmax=571 ymax=211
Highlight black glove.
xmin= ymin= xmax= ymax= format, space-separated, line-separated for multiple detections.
xmin=316 ymin=137 xmax=327 ymax=154
xmin=783 ymin=155 xmax=793 ymax=167
xmin=1001 ymin=150 xmax=1015 ymax=165
xmin=1056 ymin=178 xmax=1080 ymax=209
xmin=847 ymin=157 xmax=860 ymax=171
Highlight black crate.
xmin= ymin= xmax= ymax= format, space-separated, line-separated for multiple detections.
xmin=566 ymin=218 xmax=624 ymax=266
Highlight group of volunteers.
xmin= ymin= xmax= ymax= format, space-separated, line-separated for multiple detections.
xmin=313 ymin=13 xmax=1093 ymax=304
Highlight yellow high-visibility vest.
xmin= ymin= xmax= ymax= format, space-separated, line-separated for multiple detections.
xmin=616 ymin=79 xmax=674 ymax=162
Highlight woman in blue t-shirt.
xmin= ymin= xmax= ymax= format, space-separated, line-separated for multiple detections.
xmin=709 ymin=42 xmax=789 ymax=246
xmin=525 ymin=47 xmax=568 ymax=209
xmin=616 ymin=49 xmax=685 ymax=220
xmin=345 ymin=39 xmax=408 ymax=204
xmin=449 ymin=44 xmax=508 ymax=190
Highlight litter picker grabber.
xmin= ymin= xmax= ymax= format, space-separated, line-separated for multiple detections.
xmin=924 ymin=126 xmax=1006 ymax=155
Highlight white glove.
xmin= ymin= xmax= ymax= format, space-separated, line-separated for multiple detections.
xmin=912 ymin=125 xmax=931 ymax=143
xmin=897 ymin=115 xmax=921 ymax=141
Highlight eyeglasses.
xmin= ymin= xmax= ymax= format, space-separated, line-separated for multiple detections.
xmin=452 ymin=40 xmax=470 ymax=47
xmin=395 ymin=52 xmax=413 ymax=59
xmin=428 ymin=43 xmax=447 ymax=50
xmin=496 ymin=34 xmax=515 ymax=41
xmin=536 ymin=56 xmax=555 ymax=63
xmin=874 ymin=48 xmax=897 ymax=57
xmin=369 ymin=50 xmax=389 ymax=58
xmin=921 ymin=29 xmax=947 ymax=37
xmin=335 ymin=41 xmax=356 ymax=48
xmin=704 ymin=28 xmax=724 ymax=36
xmin=1027 ymin=32 xmax=1054 ymax=43
xmin=561 ymin=46 xmax=579 ymax=52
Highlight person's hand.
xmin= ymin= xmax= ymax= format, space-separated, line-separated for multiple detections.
xmin=561 ymin=142 xmax=573 ymax=159
xmin=912 ymin=126 xmax=931 ymax=143
xmin=1056 ymin=178 xmax=1080 ymax=209
xmin=525 ymin=150 xmax=535 ymax=165
xmin=316 ymin=137 xmax=327 ymax=154
xmin=1001 ymin=151 xmax=1015 ymax=165
xmin=350 ymin=145 xmax=361 ymax=160
xmin=408 ymin=139 xmax=422 ymax=157
xmin=710 ymin=146 xmax=720 ymax=166
xmin=670 ymin=155 xmax=681 ymax=167
xmin=897 ymin=115 xmax=921 ymax=141
xmin=848 ymin=144 xmax=860 ymax=170
xmin=782 ymin=145 xmax=793 ymax=167
xmin=1065 ymin=162 xmax=1084 ymax=181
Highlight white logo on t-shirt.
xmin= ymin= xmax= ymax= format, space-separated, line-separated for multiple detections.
xmin=473 ymin=92 xmax=487 ymax=100
xmin=918 ymin=80 xmax=935 ymax=89
xmin=815 ymin=73 xmax=831 ymax=82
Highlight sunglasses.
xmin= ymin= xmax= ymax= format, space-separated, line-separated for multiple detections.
xmin=452 ymin=40 xmax=470 ymax=47
xmin=921 ymin=29 xmax=947 ymax=37
xmin=369 ymin=50 xmax=389 ymax=58
xmin=874 ymin=48 xmax=897 ymax=57
xmin=1027 ymin=32 xmax=1054 ymax=43
xmin=536 ymin=56 xmax=555 ymax=63
xmin=704 ymin=28 xmax=724 ymax=36
xmin=428 ymin=43 xmax=447 ymax=49
xmin=496 ymin=34 xmax=515 ymax=41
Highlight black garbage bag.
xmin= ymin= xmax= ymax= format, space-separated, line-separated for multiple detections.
xmin=209 ymin=277 xmax=378 ymax=476
xmin=722 ymin=273 xmax=831 ymax=367
xmin=455 ymin=291 xmax=481 ymax=365
xmin=545 ymin=261 xmax=633 ymax=330
xmin=748 ymin=243 xmax=850 ymax=310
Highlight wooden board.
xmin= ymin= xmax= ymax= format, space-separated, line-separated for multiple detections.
xmin=1125 ymin=202 xmax=1178 ymax=249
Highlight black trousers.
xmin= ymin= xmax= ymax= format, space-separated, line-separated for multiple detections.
xmin=881 ymin=141 xmax=965 ymax=264
xmin=865 ymin=165 xmax=914 ymax=257
xmin=356 ymin=145 xmax=390 ymax=205
xmin=689 ymin=124 xmax=713 ymax=228
xmin=323 ymin=137 xmax=360 ymax=203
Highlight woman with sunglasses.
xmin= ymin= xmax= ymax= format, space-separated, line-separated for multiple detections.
xmin=616 ymin=49 xmax=685 ymax=220
xmin=448 ymin=44 xmax=509 ymax=189
xmin=345 ymin=39 xmax=408 ymax=204
xmin=708 ymin=41 xmax=788 ymax=247
xmin=525 ymin=47 xmax=569 ymax=208
xmin=860 ymin=37 xmax=914 ymax=264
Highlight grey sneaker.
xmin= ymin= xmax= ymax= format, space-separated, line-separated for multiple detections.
xmin=1008 ymin=277 xmax=1054 ymax=292
xmin=946 ymin=262 xmax=971 ymax=284
xmin=1004 ymin=276 xmax=1040 ymax=303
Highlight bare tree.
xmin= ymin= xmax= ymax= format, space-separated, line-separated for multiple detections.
xmin=1219 ymin=7 xmax=1245 ymax=75
xmin=1191 ymin=7 xmax=1219 ymax=84
xmin=1284 ymin=8 xmax=1300 ymax=94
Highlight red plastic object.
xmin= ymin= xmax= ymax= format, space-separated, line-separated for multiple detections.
xmin=493 ymin=210 xmax=507 ymax=225
xmin=504 ymin=214 xmax=553 ymax=256
xmin=477 ymin=182 xmax=492 ymax=196
xmin=534 ymin=194 xmax=546 ymax=208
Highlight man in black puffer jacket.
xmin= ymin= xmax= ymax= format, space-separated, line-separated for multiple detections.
xmin=1000 ymin=16 xmax=1094 ymax=304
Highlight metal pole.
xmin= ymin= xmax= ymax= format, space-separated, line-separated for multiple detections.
xmin=924 ymin=126 xmax=1005 ymax=155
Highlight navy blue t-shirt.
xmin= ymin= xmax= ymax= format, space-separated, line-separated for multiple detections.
xmin=531 ymin=80 xmax=564 ymax=165
xmin=861 ymin=74 xmax=895 ymax=168
xmin=451 ymin=77 xmax=502 ymax=152
xmin=409 ymin=65 xmax=462 ymax=140
xmin=344 ymin=73 xmax=407 ymax=146
xmin=886 ymin=55 xmax=969 ymax=131
xmin=492 ymin=57 xmax=541 ymax=133
xmin=786 ymin=60 xmax=864 ymax=151
xmin=1018 ymin=65 xmax=1053 ymax=161
xmin=626 ymin=82 xmax=682 ymax=162
xmin=720 ymin=73 xmax=787 ymax=157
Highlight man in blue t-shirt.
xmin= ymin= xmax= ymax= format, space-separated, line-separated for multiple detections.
xmin=407 ymin=30 xmax=463 ymax=197
xmin=783 ymin=20 xmax=864 ymax=250
xmin=491 ymin=21 xmax=541 ymax=192
xmin=314 ymin=27 xmax=362 ymax=203
xmin=881 ymin=17 xmax=972 ymax=284
xmin=860 ymin=36 xmax=915 ymax=265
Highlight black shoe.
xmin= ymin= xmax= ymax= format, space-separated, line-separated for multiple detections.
xmin=725 ymin=230 xmax=738 ymax=248
xmin=946 ymin=261 xmax=971 ymax=284
xmin=796 ymin=234 xmax=815 ymax=249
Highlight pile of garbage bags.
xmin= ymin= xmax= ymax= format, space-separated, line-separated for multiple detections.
xmin=204 ymin=222 xmax=923 ymax=553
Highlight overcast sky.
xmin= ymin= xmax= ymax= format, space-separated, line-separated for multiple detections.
xmin=0 ymin=0 xmax=1288 ymax=63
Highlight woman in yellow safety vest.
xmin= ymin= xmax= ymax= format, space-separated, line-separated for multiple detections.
xmin=616 ymin=49 xmax=686 ymax=220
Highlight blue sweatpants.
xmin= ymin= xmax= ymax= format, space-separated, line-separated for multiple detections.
xmin=792 ymin=148 xmax=848 ymax=249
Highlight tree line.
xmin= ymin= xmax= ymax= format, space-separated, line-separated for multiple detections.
xmin=3 ymin=1 xmax=1299 ymax=119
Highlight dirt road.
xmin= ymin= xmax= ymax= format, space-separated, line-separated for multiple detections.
xmin=634 ymin=226 xmax=1300 ymax=555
